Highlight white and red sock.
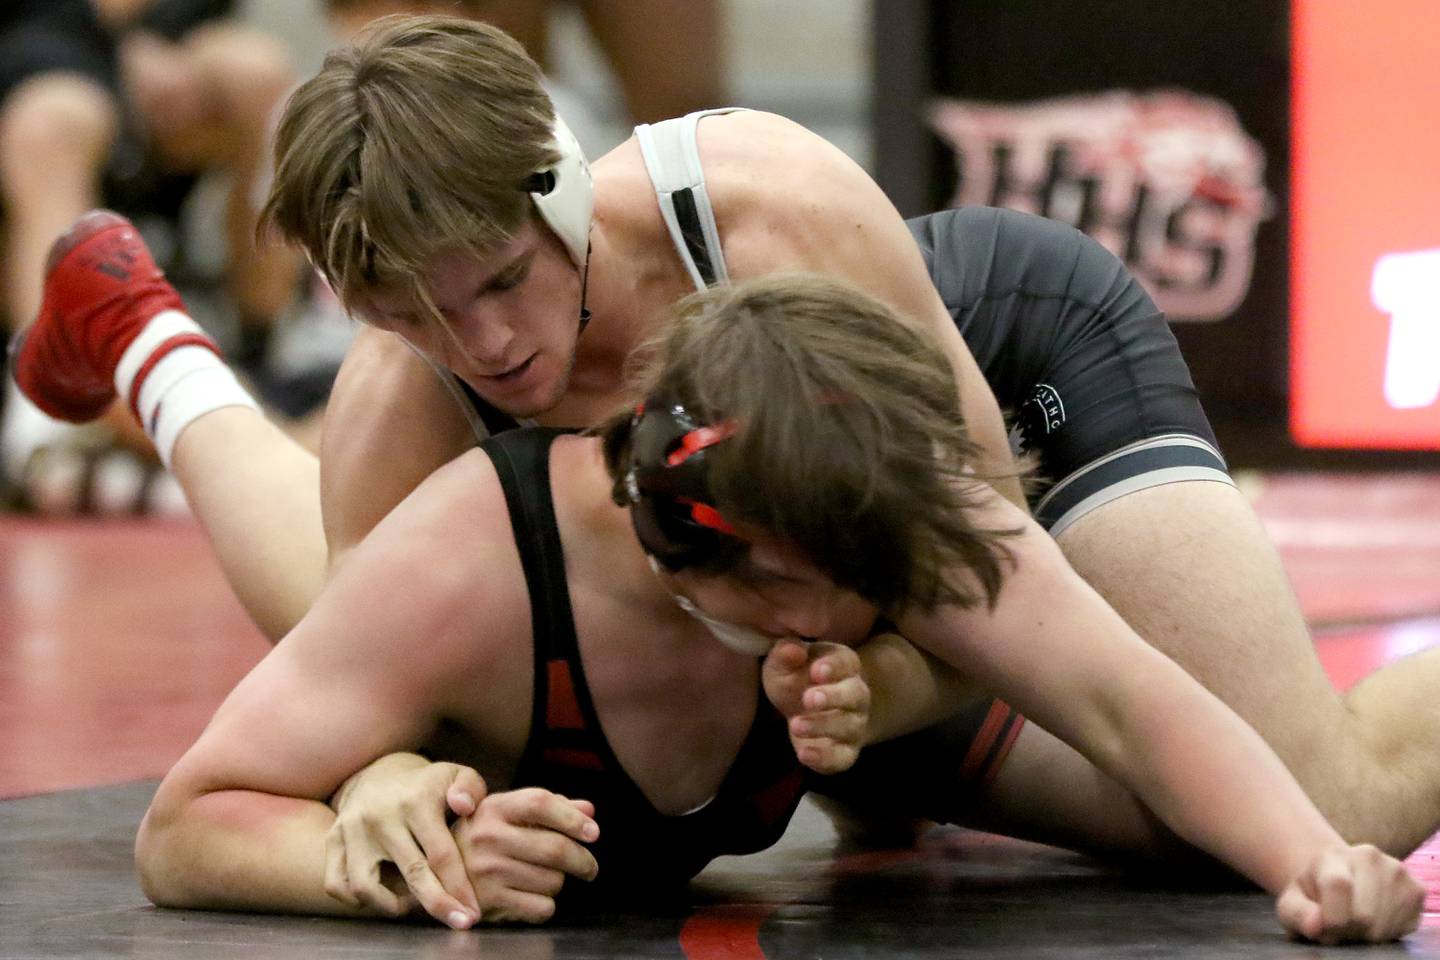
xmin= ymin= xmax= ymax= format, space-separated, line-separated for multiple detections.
xmin=113 ymin=310 xmax=260 ymax=469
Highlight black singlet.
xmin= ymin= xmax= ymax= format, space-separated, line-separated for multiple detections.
xmin=481 ymin=428 xmax=806 ymax=897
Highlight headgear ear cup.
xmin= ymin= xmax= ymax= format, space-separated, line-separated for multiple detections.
xmin=622 ymin=398 xmax=744 ymax=569
xmin=528 ymin=115 xmax=594 ymax=267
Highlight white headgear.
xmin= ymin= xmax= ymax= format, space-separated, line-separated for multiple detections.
xmin=527 ymin=115 xmax=593 ymax=267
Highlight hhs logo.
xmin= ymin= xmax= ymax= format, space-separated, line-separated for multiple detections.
xmin=930 ymin=90 xmax=1271 ymax=322
xmin=1372 ymin=248 xmax=1440 ymax=410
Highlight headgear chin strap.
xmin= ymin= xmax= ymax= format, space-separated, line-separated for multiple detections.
xmin=615 ymin=397 xmax=744 ymax=571
xmin=527 ymin=115 xmax=593 ymax=268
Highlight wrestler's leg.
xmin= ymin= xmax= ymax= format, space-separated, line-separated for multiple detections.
xmin=1058 ymin=479 xmax=1440 ymax=856
xmin=168 ymin=22 xmax=300 ymax=323
xmin=913 ymin=206 xmax=1438 ymax=855
xmin=10 ymin=210 xmax=326 ymax=641
xmin=0 ymin=73 xmax=116 ymax=327
xmin=967 ymin=721 xmax=1188 ymax=866
xmin=174 ymin=320 xmax=480 ymax=640
xmin=813 ymin=705 xmax=1197 ymax=867
xmin=13 ymin=210 xmax=481 ymax=642
xmin=167 ymin=408 xmax=324 ymax=641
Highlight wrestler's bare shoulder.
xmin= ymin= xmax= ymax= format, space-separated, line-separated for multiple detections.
xmin=696 ymin=111 xmax=861 ymax=188
xmin=594 ymin=111 xmax=878 ymax=227
xmin=322 ymin=326 xmax=478 ymax=559
xmin=696 ymin=112 xmax=904 ymax=276
xmin=349 ymin=444 xmax=525 ymax=630
xmin=329 ymin=328 xmax=457 ymax=429
xmin=341 ymin=442 xmax=535 ymax=747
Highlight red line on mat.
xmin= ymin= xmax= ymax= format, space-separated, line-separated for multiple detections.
xmin=679 ymin=904 xmax=776 ymax=960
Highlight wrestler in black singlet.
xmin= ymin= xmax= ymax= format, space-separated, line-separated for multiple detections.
xmin=482 ymin=428 xmax=806 ymax=900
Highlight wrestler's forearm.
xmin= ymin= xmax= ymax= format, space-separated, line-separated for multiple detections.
xmin=856 ymin=632 xmax=980 ymax=744
xmin=136 ymin=785 xmax=381 ymax=918
xmin=894 ymin=515 xmax=1345 ymax=896
xmin=1099 ymin=653 xmax=1344 ymax=894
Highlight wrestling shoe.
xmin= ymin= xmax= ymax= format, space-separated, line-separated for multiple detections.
xmin=8 ymin=210 xmax=214 ymax=423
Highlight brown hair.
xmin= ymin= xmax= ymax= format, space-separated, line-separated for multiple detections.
xmin=601 ymin=274 xmax=1022 ymax=613
xmin=260 ymin=14 xmax=556 ymax=320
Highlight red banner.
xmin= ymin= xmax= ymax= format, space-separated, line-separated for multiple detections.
xmin=1291 ymin=0 xmax=1440 ymax=449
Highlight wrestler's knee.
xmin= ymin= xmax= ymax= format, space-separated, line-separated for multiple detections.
xmin=0 ymin=74 xmax=118 ymax=185
xmin=186 ymin=24 xmax=294 ymax=129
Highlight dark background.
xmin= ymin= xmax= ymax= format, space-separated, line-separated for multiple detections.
xmin=872 ymin=0 xmax=1437 ymax=470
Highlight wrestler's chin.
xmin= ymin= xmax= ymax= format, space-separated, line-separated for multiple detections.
xmin=468 ymin=353 xmax=570 ymax=421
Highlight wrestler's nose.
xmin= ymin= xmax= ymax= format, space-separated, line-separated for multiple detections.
xmin=774 ymin=597 xmax=833 ymax=642
xmin=447 ymin=304 xmax=514 ymax=365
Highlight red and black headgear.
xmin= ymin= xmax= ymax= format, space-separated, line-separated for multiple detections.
xmin=611 ymin=395 xmax=746 ymax=571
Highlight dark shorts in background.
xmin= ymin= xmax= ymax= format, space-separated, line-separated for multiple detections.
xmin=0 ymin=0 xmax=200 ymax=232
xmin=0 ymin=1 xmax=118 ymax=109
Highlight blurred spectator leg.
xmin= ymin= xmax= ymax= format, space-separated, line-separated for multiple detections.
xmin=127 ymin=22 xmax=302 ymax=367
xmin=577 ymin=0 xmax=726 ymax=123
xmin=0 ymin=73 xmax=118 ymax=329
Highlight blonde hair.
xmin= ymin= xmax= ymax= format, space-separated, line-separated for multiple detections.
xmin=260 ymin=14 xmax=557 ymax=319
xmin=602 ymin=274 xmax=1022 ymax=612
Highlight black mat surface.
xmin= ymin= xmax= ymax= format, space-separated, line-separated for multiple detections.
xmin=2 ymin=782 xmax=1431 ymax=959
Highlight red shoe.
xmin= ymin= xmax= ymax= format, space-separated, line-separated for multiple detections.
xmin=8 ymin=211 xmax=212 ymax=423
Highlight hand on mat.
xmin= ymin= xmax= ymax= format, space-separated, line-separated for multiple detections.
xmin=323 ymin=752 xmax=487 ymax=928
xmin=764 ymin=638 xmax=870 ymax=774
xmin=450 ymin=787 xmax=600 ymax=924
xmin=1275 ymin=843 xmax=1424 ymax=943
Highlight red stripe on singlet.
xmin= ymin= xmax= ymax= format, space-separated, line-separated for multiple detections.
xmin=982 ymin=713 xmax=1026 ymax=787
xmin=542 ymin=747 xmax=606 ymax=771
xmin=751 ymin=768 xmax=805 ymax=826
xmin=546 ymin=659 xmax=584 ymax=730
xmin=960 ymin=701 xmax=1012 ymax=781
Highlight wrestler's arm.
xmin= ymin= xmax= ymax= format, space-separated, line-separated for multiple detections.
xmin=319 ymin=327 xmax=478 ymax=573
xmin=717 ymin=113 xmax=1024 ymax=509
xmin=760 ymin=632 xmax=981 ymax=773
xmin=894 ymin=483 xmax=1421 ymax=941
xmin=853 ymin=632 xmax=983 ymax=744
xmin=135 ymin=453 xmax=526 ymax=921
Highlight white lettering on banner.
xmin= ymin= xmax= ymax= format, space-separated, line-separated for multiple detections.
xmin=929 ymin=90 xmax=1272 ymax=322
xmin=1371 ymin=248 xmax=1440 ymax=410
